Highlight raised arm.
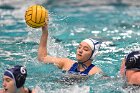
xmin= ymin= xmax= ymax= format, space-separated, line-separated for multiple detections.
xmin=37 ymin=24 xmax=74 ymax=70
xmin=38 ymin=24 xmax=48 ymax=62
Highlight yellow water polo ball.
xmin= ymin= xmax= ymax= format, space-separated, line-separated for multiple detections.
xmin=25 ymin=5 xmax=48 ymax=28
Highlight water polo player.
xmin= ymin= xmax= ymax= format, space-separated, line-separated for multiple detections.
xmin=0 ymin=65 xmax=35 ymax=93
xmin=120 ymin=51 xmax=140 ymax=85
xmin=37 ymin=24 xmax=102 ymax=76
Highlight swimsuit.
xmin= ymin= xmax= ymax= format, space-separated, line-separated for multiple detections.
xmin=68 ymin=62 xmax=95 ymax=76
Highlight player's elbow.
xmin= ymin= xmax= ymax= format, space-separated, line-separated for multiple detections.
xmin=38 ymin=56 xmax=45 ymax=63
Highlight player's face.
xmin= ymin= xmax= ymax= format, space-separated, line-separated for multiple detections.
xmin=76 ymin=42 xmax=92 ymax=62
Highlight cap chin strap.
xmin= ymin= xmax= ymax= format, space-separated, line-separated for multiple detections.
xmin=77 ymin=58 xmax=92 ymax=70
xmin=77 ymin=61 xmax=88 ymax=70
xmin=77 ymin=52 xmax=93 ymax=70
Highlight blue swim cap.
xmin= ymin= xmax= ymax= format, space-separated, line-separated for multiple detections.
xmin=125 ymin=51 xmax=140 ymax=70
xmin=4 ymin=65 xmax=27 ymax=88
xmin=82 ymin=38 xmax=101 ymax=60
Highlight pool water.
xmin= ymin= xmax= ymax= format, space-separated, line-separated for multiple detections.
xmin=0 ymin=0 xmax=140 ymax=93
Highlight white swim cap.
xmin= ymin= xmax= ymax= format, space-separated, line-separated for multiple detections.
xmin=82 ymin=38 xmax=101 ymax=60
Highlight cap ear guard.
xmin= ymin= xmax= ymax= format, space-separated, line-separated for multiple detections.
xmin=89 ymin=39 xmax=101 ymax=60
xmin=16 ymin=66 xmax=27 ymax=88
xmin=15 ymin=73 xmax=26 ymax=88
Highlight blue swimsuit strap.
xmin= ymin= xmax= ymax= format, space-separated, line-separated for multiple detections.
xmin=81 ymin=64 xmax=95 ymax=75
xmin=69 ymin=63 xmax=78 ymax=72
xmin=69 ymin=63 xmax=95 ymax=75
